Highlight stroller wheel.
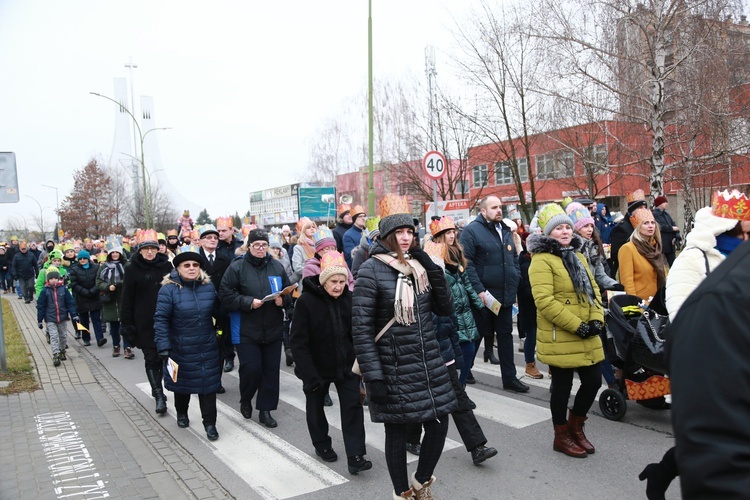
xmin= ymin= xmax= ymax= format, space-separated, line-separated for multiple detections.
xmin=599 ymin=388 xmax=627 ymax=421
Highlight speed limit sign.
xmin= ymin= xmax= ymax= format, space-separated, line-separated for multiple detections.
xmin=422 ymin=151 xmax=447 ymax=180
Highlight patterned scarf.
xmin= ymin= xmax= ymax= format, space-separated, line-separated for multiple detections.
xmin=632 ymin=237 xmax=667 ymax=289
xmin=374 ymin=253 xmax=430 ymax=325
xmin=560 ymin=246 xmax=599 ymax=306
xmin=99 ymin=261 xmax=124 ymax=285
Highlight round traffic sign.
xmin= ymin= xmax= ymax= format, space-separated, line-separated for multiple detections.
xmin=422 ymin=151 xmax=447 ymax=180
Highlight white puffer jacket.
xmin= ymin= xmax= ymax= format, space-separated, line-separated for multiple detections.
xmin=665 ymin=207 xmax=738 ymax=318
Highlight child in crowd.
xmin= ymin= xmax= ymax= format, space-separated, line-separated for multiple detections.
xmin=37 ymin=266 xmax=79 ymax=367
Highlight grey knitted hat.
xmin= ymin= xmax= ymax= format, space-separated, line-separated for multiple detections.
xmin=379 ymin=213 xmax=415 ymax=238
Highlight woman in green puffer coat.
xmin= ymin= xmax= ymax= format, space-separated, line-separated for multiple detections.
xmin=429 ymin=216 xmax=484 ymax=387
xmin=527 ymin=204 xmax=604 ymax=460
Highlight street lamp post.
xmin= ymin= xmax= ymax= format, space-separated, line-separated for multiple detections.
xmin=90 ymin=91 xmax=170 ymax=228
xmin=25 ymin=195 xmax=44 ymax=241
xmin=41 ymin=184 xmax=60 ymax=241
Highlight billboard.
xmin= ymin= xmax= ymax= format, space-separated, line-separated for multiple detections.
xmin=423 ymin=199 xmax=472 ymax=228
xmin=0 ymin=152 xmax=19 ymax=203
xmin=298 ymin=186 xmax=336 ymax=222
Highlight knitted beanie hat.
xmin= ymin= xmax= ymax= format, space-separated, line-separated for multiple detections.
xmin=46 ymin=266 xmax=61 ymax=280
xmin=566 ymin=202 xmax=595 ymax=232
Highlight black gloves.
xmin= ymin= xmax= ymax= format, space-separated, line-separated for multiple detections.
xmin=303 ymin=378 xmax=324 ymax=394
xmin=408 ymin=247 xmax=440 ymax=272
xmin=121 ymin=325 xmax=136 ymax=345
xmin=38 ymin=322 xmax=44 ymax=330
xmin=589 ymin=320 xmax=605 ymax=338
xmin=367 ymin=380 xmax=388 ymax=405
xmin=608 ymin=283 xmax=625 ymax=292
xmin=158 ymin=350 xmax=170 ymax=360
xmin=575 ymin=321 xmax=593 ymax=339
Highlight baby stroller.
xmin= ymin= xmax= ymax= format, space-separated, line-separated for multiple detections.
xmin=598 ymin=293 xmax=671 ymax=421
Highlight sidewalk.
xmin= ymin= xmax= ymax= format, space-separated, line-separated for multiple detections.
xmin=0 ymin=296 xmax=232 ymax=500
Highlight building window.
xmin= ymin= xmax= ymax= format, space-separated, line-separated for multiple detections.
xmin=536 ymin=151 xmax=575 ymax=179
xmin=495 ymin=158 xmax=529 ymax=185
xmin=473 ymin=165 xmax=488 ymax=188
xmin=583 ymin=145 xmax=608 ymax=174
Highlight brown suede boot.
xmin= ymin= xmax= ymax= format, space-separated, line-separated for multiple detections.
xmin=568 ymin=410 xmax=595 ymax=454
xmin=553 ymin=423 xmax=587 ymax=458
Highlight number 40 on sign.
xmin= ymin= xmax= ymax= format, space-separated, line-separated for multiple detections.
xmin=422 ymin=151 xmax=447 ymax=181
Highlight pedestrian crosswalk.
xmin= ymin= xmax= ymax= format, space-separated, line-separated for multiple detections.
xmin=130 ymin=347 xmax=576 ymax=499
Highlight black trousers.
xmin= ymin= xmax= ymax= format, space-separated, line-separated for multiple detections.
xmin=173 ymin=392 xmax=217 ymax=426
xmin=141 ymin=346 xmax=162 ymax=371
xmin=474 ymin=306 xmax=517 ymax=384
xmin=217 ymin=315 xmax=235 ymax=363
xmin=235 ymin=339 xmax=282 ymax=411
xmin=549 ymin=363 xmax=601 ymax=425
xmin=385 ymin=418 xmax=449 ymax=494
xmin=305 ymin=376 xmax=366 ymax=458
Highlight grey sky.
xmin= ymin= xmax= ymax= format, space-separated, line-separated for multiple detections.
xmin=0 ymin=0 xmax=475 ymax=233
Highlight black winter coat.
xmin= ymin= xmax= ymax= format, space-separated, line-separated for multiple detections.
xmin=333 ymin=222 xmax=353 ymax=253
xmin=154 ymin=270 xmax=221 ymax=395
xmin=668 ymin=240 xmax=750 ymax=498
xmin=220 ymin=253 xmax=292 ymax=345
xmin=10 ymin=250 xmax=38 ymax=280
xmin=120 ymin=253 xmax=173 ymax=349
xmin=653 ymin=208 xmax=677 ymax=254
xmin=290 ymin=276 xmax=357 ymax=392
xmin=609 ymin=218 xmax=635 ymax=276
xmin=96 ymin=258 xmax=126 ymax=323
xmin=68 ymin=263 xmax=102 ymax=313
xmin=352 ymin=241 xmax=457 ymax=424
xmin=217 ymin=237 xmax=243 ymax=261
xmin=459 ymin=214 xmax=520 ymax=307
xmin=0 ymin=252 xmax=9 ymax=273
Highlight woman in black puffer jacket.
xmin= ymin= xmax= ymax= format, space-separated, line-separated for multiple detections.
xmin=352 ymin=195 xmax=456 ymax=500
xmin=68 ymin=250 xmax=105 ymax=347
xmin=154 ymin=246 xmax=221 ymax=442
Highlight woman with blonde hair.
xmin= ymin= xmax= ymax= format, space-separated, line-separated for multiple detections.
xmin=617 ymin=207 xmax=666 ymax=301
xmin=291 ymin=217 xmax=317 ymax=284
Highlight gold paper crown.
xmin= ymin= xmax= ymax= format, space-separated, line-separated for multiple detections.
xmin=241 ymin=224 xmax=257 ymax=238
xmin=320 ymin=250 xmax=347 ymax=271
xmin=423 ymin=239 xmax=447 ymax=261
xmin=297 ymin=217 xmax=314 ymax=233
xmin=350 ymin=205 xmax=366 ymax=218
xmin=215 ymin=216 xmax=234 ymax=229
xmin=338 ymin=203 xmax=351 ymax=216
xmin=61 ymin=242 xmax=74 ymax=252
xmin=365 ymin=216 xmax=381 ymax=232
xmin=378 ymin=194 xmax=410 ymax=218
xmin=626 ymin=189 xmax=646 ymax=203
xmin=629 ymin=207 xmax=655 ymax=227
xmin=136 ymin=229 xmax=159 ymax=245
xmin=429 ymin=216 xmax=456 ymax=237
xmin=190 ymin=228 xmax=201 ymax=241
xmin=157 ymin=232 xmax=166 ymax=242
xmin=313 ymin=226 xmax=334 ymax=244
xmin=711 ymin=189 xmax=750 ymax=221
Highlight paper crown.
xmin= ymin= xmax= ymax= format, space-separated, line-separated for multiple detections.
xmin=423 ymin=239 xmax=447 ymax=262
xmin=560 ymin=197 xmax=574 ymax=210
xmin=105 ymin=235 xmax=123 ymax=254
xmin=268 ymin=233 xmax=283 ymax=249
xmin=176 ymin=244 xmax=200 ymax=256
xmin=96 ymin=251 xmax=108 ymax=263
xmin=166 ymin=229 xmax=178 ymax=237
xmin=46 ymin=266 xmax=61 ymax=279
xmin=313 ymin=226 xmax=334 ymax=243
xmin=136 ymin=229 xmax=159 ymax=246
xmin=508 ymin=209 xmax=521 ymax=221
xmin=61 ymin=242 xmax=74 ymax=252
xmin=183 ymin=210 xmax=190 ymax=216
xmin=429 ymin=216 xmax=456 ymax=237
xmin=338 ymin=203 xmax=351 ymax=216
xmin=626 ymin=189 xmax=646 ymax=203
xmin=629 ymin=207 xmax=655 ymax=227
xmin=190 ymin=228 xmax=201 ymax=241
xmin=173 ymin=244 xmax=202 ymax=267
xmin=378 ymin=194 xmax=410 ymax=219
xmin=365 ymin=216 xmax=381 ymax=233
xmin=350 ymin=205 xmax=367 ymax=218
xmin=215 ymin=216 xmax=234 ymax=229
xmin=711 ymin=189 xmax=750 ymax=221
xmin=319 ymin=251 xmax=348 ymax=284
xmin=241 ymin=224 xmax=257 ymax=238
xmin=157 ymin=232 xmax=166 ymax=242
xmin=199 ymin=224 xmax=219 ymax=238
xmin=297 ymin=217 xmax=314 ymax=233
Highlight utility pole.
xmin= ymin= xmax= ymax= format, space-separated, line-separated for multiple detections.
xmin=425 ymin=46 xmax=440 ymax=218
xmin=124 ymin=57 xmax=140 ymax=203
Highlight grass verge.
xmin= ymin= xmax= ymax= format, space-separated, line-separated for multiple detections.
xmin=0 ymin=300 xmax=39 ymax=394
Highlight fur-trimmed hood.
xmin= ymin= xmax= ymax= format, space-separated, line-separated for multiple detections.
xmin=526 ymin=233 xmax=584 ymax=256
xmin=161 ymin=268 xmax=211 ymax=287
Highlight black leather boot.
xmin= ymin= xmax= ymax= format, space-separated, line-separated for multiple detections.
xmin=639 ymin=447 xmax=678 ymax=500
xmin=146 ymin=368 xmax=168 ymax=415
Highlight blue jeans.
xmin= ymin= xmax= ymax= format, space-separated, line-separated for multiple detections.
xmin=79 ymin=310 xmax=103 ymax=343
xmin=109 ymin=321 xmax=129 ymax=348
xmin=459 ymin=341 xmax=476 ymax=386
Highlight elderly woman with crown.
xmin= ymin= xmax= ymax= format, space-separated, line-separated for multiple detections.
xmin=352 ymin=194 xmax=456 ymax=500
xmin=120 ymin=229 xmax=175 ymax=415
xmin=301 ymin=227 xmax=355 ymax=292
xmin=290 ymin=250 xmax=372 ymax=474
xmin=154 ymin=244 xmax=221 ymax=442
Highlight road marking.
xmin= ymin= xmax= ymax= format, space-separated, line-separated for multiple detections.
xmin=463 ymin=385 xmax=550 ymax=428
xmin=226 ymin=370 xmax=463 ymax=463
xmin=136 ymin=383 xmax=347 ymax=500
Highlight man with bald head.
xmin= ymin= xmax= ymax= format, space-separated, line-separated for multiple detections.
xmin=460 ymin=196 xmax=528 ymax=393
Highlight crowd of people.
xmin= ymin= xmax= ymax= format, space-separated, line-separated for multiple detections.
xmin=6 ymin=187 xmax=749 ymax=499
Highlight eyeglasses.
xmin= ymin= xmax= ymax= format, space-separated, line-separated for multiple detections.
xmin=202 ymin=235 xmax=218 ymax=240
xmin=141 ymin=247 xmax=158 ymax=252
xmin=251 ymin=243 xmax=269 ymax=250
xmin=181 ymin=262 xmax=201 ymax=269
